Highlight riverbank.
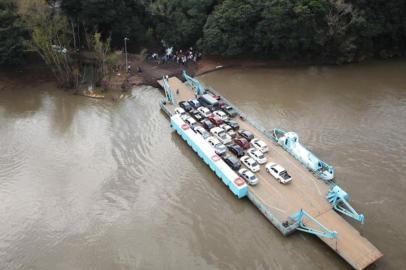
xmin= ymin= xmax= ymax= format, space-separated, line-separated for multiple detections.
xmin=103 ymin=55 xmax=300 ymax=91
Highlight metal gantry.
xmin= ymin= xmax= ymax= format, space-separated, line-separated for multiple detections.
xmin=327 ymin=185 xmax=365 ymax=224
xmin=182 ymin=70 xmax=205 ymax=96
xmin=162 ymin=76 xmax=176 ymax=104
xmin=290 ymin=209 xmax=338 ymax=239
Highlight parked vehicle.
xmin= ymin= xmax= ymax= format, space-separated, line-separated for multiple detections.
xmin=180 ymin=114 xmax=189 ymax=121
xmin=184 ymin=117 xmax=197 ymax=127
xmin=247 ymin=148 xmax=267 ymax=164
xmin=198 ymin=94 xmax=219 ymax=109
xmin=188 ymin=99 xmax=201 ymax=109
xmin=210 ymin=127 xmax=232 ymax=145
xmin=206 ymin=136 xmax=227 ymax=156
xmin=240 ymin=156 xmax=260 ymax=172
xmin=222 ymin=155 xmax=241 ymax=171
xmin=190 ymin=110 xmax=203 ymax=121
xmin=227 ymin=129 xmax=237 ymax=138
xmin=174 ymin=107 xmax=186 ymax=115
xmin=213 ymin=110 xmax=228 ymax=121
xmin=234 ymin=137 xmax=250 ymax=149
xmin=197 ymin=106 xmax=212 ymax=118
xmin=179 ymin=101 xmax=192 ymax=112
xmin=224 ymin=105 xmax=238 ymax=117
xmin=208 ymin=115 xmax=223 ymax=126
xmin=251 ymin=138 xmax=269 ymax=153
xmin=219 ymin=124 xmax=232 ymax=132
xmin=265 ymin=162 xmax=292 ymax=184
xmin=227 ymin=143 xmax=245 ymax=157
xmin=224 ymin=119 xmax=239 ymax=130
xmin=238 ymin=168 xmax=258 ymax=185
xmin=195 ymin=126 xmax=211 ymax=139
xmin=201 ymin=119 xmax=215 ymax=130
xmin=238 ymin=129 xmax=254 ymax=141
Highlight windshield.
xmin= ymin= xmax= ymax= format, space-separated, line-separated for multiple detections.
xmin=258 ymin=153 xmax=264 ymax=159
xmin=249 ymin=175 xmax=256 ymax=180
xmin=252 ymin=161 xmax=259 ymax=167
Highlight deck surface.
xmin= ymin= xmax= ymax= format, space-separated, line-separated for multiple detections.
xmin=158 ymin=77 xmax=382 ymax=270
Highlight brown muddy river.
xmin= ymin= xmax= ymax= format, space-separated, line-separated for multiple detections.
xmin=1 ymin=60 xmax=405 ymax=269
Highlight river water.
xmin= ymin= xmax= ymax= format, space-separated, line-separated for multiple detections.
xmin=0 ymin=60 xmax=405 ymax=269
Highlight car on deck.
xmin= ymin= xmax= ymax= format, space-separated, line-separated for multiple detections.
xmin=184 ymin=117 xmax=197 ymax=128
xmin=190 ymin=109 xmax=203 ymax=121
xmin=213 ymin=110 xmax=228 ymax=121
xmin=240 ymin=156 xmax=260 ymax=172
xmin=174 ymin=107 xmax=186 ymax=115
xmin=222 ymin=155 xmax=241 ymax=171
xmin=197 ymin=106 xmax=212 ymax=118
xmin=180 ymin=113 xmax=189 ymax=121
xmin=224 ymin=119 xmax=239 ymax=130
xmin=227 ymin=129 xmax=237 ymax=138
xmin=227 ymin=143 xmax=245 ymax=157
xmin=251 ymin=138 xmax=269 ymax=153
xmin=208 ymin=115 xmax=223 ymax=126
xmin=238 ymin=129 xmax=254 ymax=141
xmin=265 ymin=162 xmax=292 ymax=184
xmin=224 ymin=105 xmax=238 ymax=117
xmin=210 ymin=127 xmax=232 ymax=145
xmin=247 ymin=148 xmax=267 ymax=164
xmin=201 ymin=119 xmax=215 ymax=130
xmin=219 ymin=124 xmax=232 ymax=132
xmin=195 ymin=126 xmax=211 ymax=139
xmin=238 ymin=168 xmax=258 ymax=186
xmin=188 ymin=99 xmax=201 ymax=109
xmin=179 ymin=101 xmax=192 ymax=112
xmin=234 ymin=137 xmax=250 ymax=149
xmin=206 ymin=136 xmax=227 ymax=156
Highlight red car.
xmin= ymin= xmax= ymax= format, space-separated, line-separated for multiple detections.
xmin=234 ymin=137 xmax=250 ymax=149
xmin=208 ymin=115 xmax=223 ymax=126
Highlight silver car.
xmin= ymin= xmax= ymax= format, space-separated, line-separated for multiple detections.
xmin=238 ymin=168 xmax=258 ymax=185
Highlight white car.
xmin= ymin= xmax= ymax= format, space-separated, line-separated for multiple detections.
xmin=227 ymin=129 xmax=237 ymax=138
xmin=240 ymin=156 xmax=260 ymax=172
xmin=197 ymin=106 xmax=212 ymax=117
xmin=238 ymin=168 xmax=258 ymax=186
xmin=184 ymin=117 xmax=197 ymax=126
xmin=213 ymin=110 xmax=228 ymax=121
xmin=180 ymin=114 xmax=189 ymax=121
xmin=210 ymin=127 xmax=232 ymax=145
xmin=206 ymin=136 xmax=227 ymax=156
xmin=195 ymin=126 xmax=211 ymax=139
xmin=265 ymin=162 xmax=292 ymax=184
xmin=247 ymin=148 xmax=267 ymax=164
xmin=251 ymin=138 xmax=268 ymax=153
xmin=219 ymin=123 xmax=232 ymax=132
xmin=174 ymin=107 xmax=186 ymax=115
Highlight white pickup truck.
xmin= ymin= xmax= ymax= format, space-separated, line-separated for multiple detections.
xmin=265 ymin=162 xmax=292 ymax=184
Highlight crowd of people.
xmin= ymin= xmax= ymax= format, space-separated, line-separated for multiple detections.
xmin=149 ymin=47 xmax=202 ymax=65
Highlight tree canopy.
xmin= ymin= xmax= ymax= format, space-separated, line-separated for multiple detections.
xmin=1 ymin=0 xmax=405 ymax=67
xmin=0 ymin=0 xmax=26 ymax=65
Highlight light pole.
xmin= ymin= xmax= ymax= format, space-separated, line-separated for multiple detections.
xmin=124 ymin=37 xmax=129 ymax=72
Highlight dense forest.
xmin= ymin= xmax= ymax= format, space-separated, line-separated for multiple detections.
xmin=1 ymin=0 xmax=406 ymax=68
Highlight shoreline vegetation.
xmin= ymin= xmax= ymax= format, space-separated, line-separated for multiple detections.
xmin=1 ymin=0 xmax=405 ymax=98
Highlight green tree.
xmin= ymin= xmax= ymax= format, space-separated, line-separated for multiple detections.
xmin=0 ymin=0 xmax=26 ymax=66
xmin=201 ymin=0 xmax=262 ymax=56
xmin=149 ymin=0 xmax=217 ymax=48
xmin=60 ymin=0 xmax=150 ymax=51
xmin=20 ymin=0 xmax=78 ymax=88
xmin=254 ymin=0 xmax=330 ymax=60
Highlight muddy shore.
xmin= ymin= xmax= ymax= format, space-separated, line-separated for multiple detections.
xmin=0 ymin=56 xmax=299 ymax=97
